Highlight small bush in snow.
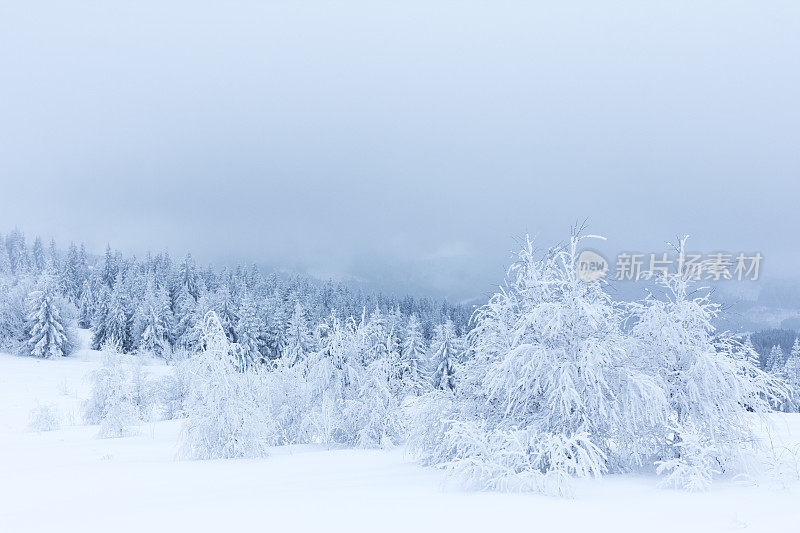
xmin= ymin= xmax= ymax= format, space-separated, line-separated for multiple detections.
xmin=631 ymin=237 xmax=784 ymax=490
xmin=179 ymin=312 xmax=273 ymax=459
xmin=29 ymin=402 xmax=61 ymax=432
xmin=83 ymin=346 xmax=148 ymax=438
xmin=153 ymin=362 xmax=191 ymax=420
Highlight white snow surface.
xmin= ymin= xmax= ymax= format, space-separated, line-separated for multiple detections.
xmin=2 ymin=331 xmax=800 ymax=533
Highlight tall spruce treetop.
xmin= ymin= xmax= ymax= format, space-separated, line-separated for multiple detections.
xmin=6 ymin=228 xmax=29 ymax=274
xmin=48 ymin=239 xmax=60 ymax=271
xmin=102 ymin=245 xmax=118 ymax=288
xmin=31 ymin=237 xmax=45 ymax=273
xmin=180 ymin=253 xmax=200 ymax=301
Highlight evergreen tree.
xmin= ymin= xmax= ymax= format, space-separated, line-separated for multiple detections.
xmin=100 ymin=273 xmax=133 ymax=352
xmin=6 ymin=228 xmax=29 ymax=274
xmin=235 ymin=291 xmax=264 ymax=364
xmin=767 ymin=345 xmax=785 ymax=373
xmin=0 ymin=238 xmax=10 ymax=274
xmin=102 ymin=245 xmax=118 ymax=288
xmin=48 ymin=239 xmax=60 ymax=271
xmin=179 ymin=292 xmax=213 ymax=351
xmin=742 ymin=335 xmax=760 ymax=368
xmin=25 ymin=275 xmax=73 ymax=358
xmin=283 ymin=301 xmax=313 ymax=362
xmin=78 ymin=278 xmax=96 ymax=328
xmin=134 ymin=279 xmax=170 ymax=356
xmin=31 ymin=237 xmax=45 ymax=272
xmin=429 ymin=319 xmax=458 ymax=391
xmin=283 ymin=301 xmax=313 ymax=363
xmin=214 ymin=285 xmax=239 ymax=342
xmin=179 ymin=252 xmax=201 ymax=301
xmin=61 ymin=242 xmax=82 ymax=302
xmin=784 ymin=339 xmax=800 ymax=411
xmin=400 ymin=314 xmax=428 ymax=394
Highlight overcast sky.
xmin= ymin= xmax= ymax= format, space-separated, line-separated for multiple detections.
xmin=1 ymin=1 xmax=798 ymax=301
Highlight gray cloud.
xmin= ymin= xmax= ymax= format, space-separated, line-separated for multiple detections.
xmin=1 ymin=1 xmax=798 ymax=300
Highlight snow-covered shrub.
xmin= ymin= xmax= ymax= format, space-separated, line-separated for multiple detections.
xmin=302 ymin=314 xmax=404 ymax=448
xmin=83 ymin=346 xmax=147 ymax=438
xmin=261 ymin=354 xmax=310 ymax=445
xmin=630 ymin=237 xmax=784 ymax=489
xmin=409 ymin=234 xmax=668 ymax=495
xmin=29 ymin=402 xmax=61 ymax=432
xmin=349 ymin=356 xmax=404 ymax=447
xmin=179 ymin=312 xmax=273 ymax=459
xmin=655 ymin=423 xmax=720 ymax=492
xmin=152 ymin=359 xmax=191 ymax=420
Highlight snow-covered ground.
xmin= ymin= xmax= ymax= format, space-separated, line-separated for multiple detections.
xmin=2 ymin=331 xmax=800 ymax=533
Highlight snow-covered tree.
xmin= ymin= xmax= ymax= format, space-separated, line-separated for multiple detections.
xmin=179 ymin=312 xmax=272 ymax=459
xmin=741 ymin=335 xmax=761 ymax=369
xmin=61 ymin=242 xmax=83 ymax=302
xmin=410 ymin=234 xmax=667 ymax=495
xmin=133 ymin=280 xmax=171 ymax=357
xmin=178 ymin=252 xmax=201 ymax=301
xmin=5 ymin=228 xmax=29 ymax=274
xmin=631 ymin=237 xmax=783 ymax=490
xmin=94 ymin=273 xmax=133 ymax=352
xmin=0 ymin=237 xmax=11 ymax=274
xmin=177 ymin=291 xmax=213 ymax=351
xmin=399 ymin=314 xmax=429 ymax=394
xmin=31 ymin=237 xmax=45 ymax=273
xmin=283 ymin=301 xmax=313 ymax=364
xmin=0 ymin=277 xmax=35 ymax=354
xmin=235 ymin=291 xmax=264 ymax=364
xmin=429 ymin=319 xmax=458 ymax=391
xmin=25 ymin=275 xmax=75 ymax=358
xmin=782 ymin=339 xmax=800 ymax=411
xmin=767 ymin=345 xmax=785 ymax=374
xmin=101 ymin=245 xmax=118 ymax=288
xmin=83 ymin=346 xmax=145 ymax=437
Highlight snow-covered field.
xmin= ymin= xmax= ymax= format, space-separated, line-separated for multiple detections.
xmin=2 ymin=332 xmax=799 ymax=533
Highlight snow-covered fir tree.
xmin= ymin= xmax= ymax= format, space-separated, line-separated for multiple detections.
xmin=783 ymin=339 xmax=800 ymax=411
xmin=283 ymin=301 xmax=313 ymax=364
xmin=235 ymin=290 xmax=265 ymax=365
xmin=25 ymin=274 xmax=75 ymax=358
xmin=767 ymin=345 xmax=785 ymax=374
xmin=429 ymin=318 xmax=458 ymax=391
xmin=133 ymin=279 xmax=171 ymax=357
xmin=400 ymin=314 xmax=429 ymax=394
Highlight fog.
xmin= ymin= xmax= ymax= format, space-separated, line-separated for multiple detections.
xmin=1 ymin=1 xmax=798 ymax=300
